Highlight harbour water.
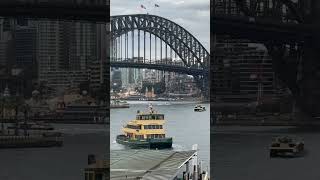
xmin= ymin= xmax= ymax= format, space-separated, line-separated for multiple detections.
xmin=0 ymin=124 xmax=107 ymax=180
xmin=110 ymin=101 xmax=210 ymax=172
xmin=212 ymin=126 xmax=320 ymax=180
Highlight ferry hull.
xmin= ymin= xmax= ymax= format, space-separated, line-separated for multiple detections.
xmin=116 ymin=135 xmax=172 ymax=149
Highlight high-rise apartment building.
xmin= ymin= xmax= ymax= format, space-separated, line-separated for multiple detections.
xmin=36 ymin=20 xmax=106 ymax=91
xmin=15 ymin=25 xmax=37 ymax=68
xmin=212 ymin=37 xmax=276 ymax=102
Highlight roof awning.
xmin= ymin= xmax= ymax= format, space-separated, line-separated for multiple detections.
xmin=111 ymin=149 xmax=196 ymax=180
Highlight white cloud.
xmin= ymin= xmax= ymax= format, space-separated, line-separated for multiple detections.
xmin=173 ymin=1 xmax=185 ymax=5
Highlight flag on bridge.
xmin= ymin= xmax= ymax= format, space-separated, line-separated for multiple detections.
xmin=155 ymin=4 xmax=160 ymax=7
xmin=141 ymin=4 xmax=147 ymax=9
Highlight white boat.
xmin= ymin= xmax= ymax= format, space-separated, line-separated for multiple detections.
xmin=194 ymin=105 xmax=206 ymax=112
xmin=110 ymin=100 xmax=130 ymax=108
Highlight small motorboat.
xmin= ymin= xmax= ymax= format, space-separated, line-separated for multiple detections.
xmin=194 ymin=105 xmax=206 ymax=112
xmin=269 ymin=136 xmax=304 ymax=157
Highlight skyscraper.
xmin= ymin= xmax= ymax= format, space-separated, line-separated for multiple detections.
xmin=36 ymin=20 xmax=106 ymax=91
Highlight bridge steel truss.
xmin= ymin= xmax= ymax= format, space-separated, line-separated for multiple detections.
xmin=110 ymin=14 xmax=210 ymax=95
xmin=211 ymin=0 xmax=314 ymax=42
xmin=110 ymin=14 xmax=209 ymax=75
xmin=0 ymin=1 xmax=109 ymax=23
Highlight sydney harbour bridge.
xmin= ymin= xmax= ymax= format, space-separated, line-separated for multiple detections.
xmin=212 ymin=0 xmax=320 ymax=118
xmin=110 ymin=14 xmax=210 ymax=95
xmin=1 ymin=0 xmax=320 ymax=118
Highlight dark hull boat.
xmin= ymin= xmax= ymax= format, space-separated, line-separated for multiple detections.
xmin=0 ymin=132 xmax=63 ymax=148
xmin=116 ymin=135 xmax=172 ymax=149
xmin=7 ymin=122 xmax=54 ymax=131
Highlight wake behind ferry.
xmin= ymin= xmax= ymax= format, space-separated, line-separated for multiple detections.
xmin=116 ymin=104 xmax=172 ymax=149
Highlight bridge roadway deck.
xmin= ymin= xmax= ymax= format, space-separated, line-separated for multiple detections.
xmin=212 ymin=15 xmax=314 ymax=42
xmin=111 ymin=61 xmax=208 ymax=75
xmin=0 ymin=2 xmax=109 ymax=22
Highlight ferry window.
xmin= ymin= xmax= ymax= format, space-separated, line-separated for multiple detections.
xmin=144 ymin=125 xmax=148 ymax=129
xmin=160 ymin=125 xmax=163 ymax=129
xmin=136 ymin=135 xmax=144 ymax=139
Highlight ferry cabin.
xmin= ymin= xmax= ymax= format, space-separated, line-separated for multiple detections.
xmin=122 ymin=113 xmax=166 ymax=140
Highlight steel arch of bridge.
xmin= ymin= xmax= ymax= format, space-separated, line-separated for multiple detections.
xmin=230 ymin=0 xmax=305 ymax=23
xmin=110 ymin=14 xmax=209 ymax=73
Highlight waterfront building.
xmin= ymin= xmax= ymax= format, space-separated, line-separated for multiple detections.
xmin=145 ymin=86 xmax=156 ymax=98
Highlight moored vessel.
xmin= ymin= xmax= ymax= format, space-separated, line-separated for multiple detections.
xmin=116 ymin=104 xmax=172 ymax=149
xmin=7 ymin=121 xmax=54 ymax=131
xmin=110 ymin=99 xmax=130 ymax=109
xmin=0 ymin=132 xmax=63 ymax=148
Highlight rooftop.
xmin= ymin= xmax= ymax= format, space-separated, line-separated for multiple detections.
xmin=110 ymin=149 xmax=196 ymax=180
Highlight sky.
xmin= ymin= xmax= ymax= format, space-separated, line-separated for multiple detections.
xmin=110 ymin=0 xmax=210 ymax=51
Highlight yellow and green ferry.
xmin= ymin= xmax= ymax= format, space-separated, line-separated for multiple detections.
xmin=116 ymin=104 xmax=172 ymax=149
